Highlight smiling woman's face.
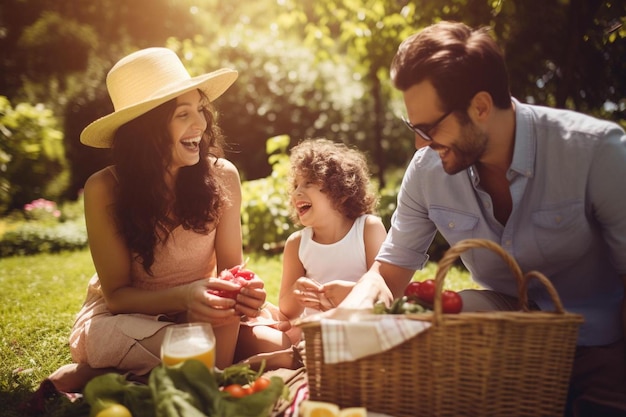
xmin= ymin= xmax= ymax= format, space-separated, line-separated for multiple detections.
xmin=167 ymin=89 xmax=208 ymax=171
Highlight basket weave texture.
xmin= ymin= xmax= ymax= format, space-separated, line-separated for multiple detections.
xmin=299 ymin=239 xmax=584 ymax=417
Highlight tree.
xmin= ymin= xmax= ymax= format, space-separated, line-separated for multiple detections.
xmin=493 ymin=0 xmax=626 ymax=118
xmin=166 ymin=32 xmax=372 ymax=180
xmin=277 ymin=0 xmax=626 ymax=183
xmin=0 ymin=97 xmax=66 ymax=213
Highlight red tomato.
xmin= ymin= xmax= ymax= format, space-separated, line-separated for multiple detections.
xmin=416 ymin=279 xmax=436 ymax=303
xmin=251 ymin=376 xmax=271 ymax=393
xmin=404 ymin=281 xmax=422 ymax=298
xmin=223 ymin=384 xmax=246 ymax=398
xmin=441 ymin=290 xmax=463 ymax=314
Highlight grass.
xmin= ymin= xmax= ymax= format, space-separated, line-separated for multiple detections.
xmin=0 ymin=248 xmax=473 ymax=416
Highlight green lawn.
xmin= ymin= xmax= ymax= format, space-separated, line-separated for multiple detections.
xmin=0 ymin=248 xmax=472 ymax=416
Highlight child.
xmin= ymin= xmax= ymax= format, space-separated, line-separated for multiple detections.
xmin=278 ymin=138 xmax=387 ymax=341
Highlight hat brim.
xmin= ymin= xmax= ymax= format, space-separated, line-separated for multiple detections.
xmin=80 ymin=68 xmax=238 ymax=148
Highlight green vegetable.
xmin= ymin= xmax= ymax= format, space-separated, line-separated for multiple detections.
xmin=215 ymin=361 xmax=265 ymax=386
xmin=83 ymin=373 xmax=153 ymax=417
xmin=373 ymin=296 xmax=430 ymax=315
xmin=82 ymin=360 xmax=287 ymax=417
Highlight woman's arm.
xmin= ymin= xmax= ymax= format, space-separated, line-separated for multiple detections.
xmin=85 ymin=167 xmax=237 ymax=323
xmin=212 ymin=158 xmax=266 ymax=317
xmin=212 ymin=158 xmax=244 ymax=271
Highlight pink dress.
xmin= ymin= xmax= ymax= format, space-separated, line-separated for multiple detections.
xmin=69 ymin=225 xmax=217 ymax=375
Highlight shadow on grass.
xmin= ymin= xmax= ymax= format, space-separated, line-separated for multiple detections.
xmin=0 ymin=382 xmax=88 ymax=417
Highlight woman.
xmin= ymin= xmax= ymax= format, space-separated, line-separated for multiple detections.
xmin=50 ymin=47 xmax=269 ymax=392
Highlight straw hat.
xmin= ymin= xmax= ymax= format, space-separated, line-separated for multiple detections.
xmin=80 ymin=47 xmax=238 ymax=148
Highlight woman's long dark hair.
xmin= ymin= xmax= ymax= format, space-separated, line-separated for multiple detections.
xmin=111 ymin=89 xmax=227 ymax=274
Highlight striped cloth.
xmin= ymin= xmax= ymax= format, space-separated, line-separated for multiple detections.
xmin=320 ymin=314 xmax=431 ymax=364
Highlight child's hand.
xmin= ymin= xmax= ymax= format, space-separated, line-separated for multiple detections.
xmin=320 ymin=280 xmax=356 ymax=309
xmin=292 ymin=277 xmax=326 ymax=310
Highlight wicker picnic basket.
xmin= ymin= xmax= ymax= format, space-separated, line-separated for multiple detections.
xmin=299 ymin=239 xmax=584 ymax=417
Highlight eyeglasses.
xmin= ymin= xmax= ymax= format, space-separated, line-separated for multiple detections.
xmin=402 ymin=110 xmax=452 ymax=142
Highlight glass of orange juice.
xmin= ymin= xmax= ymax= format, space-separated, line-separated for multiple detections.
xmin=160 ymin=323 xmax=216 ymax=369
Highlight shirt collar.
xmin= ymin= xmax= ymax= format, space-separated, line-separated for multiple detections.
xmin=508 ymin=97 xmax=536 ymax=179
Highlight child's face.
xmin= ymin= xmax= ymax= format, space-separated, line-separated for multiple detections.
xmin=291 ymin=173 xmax=336 ymax=226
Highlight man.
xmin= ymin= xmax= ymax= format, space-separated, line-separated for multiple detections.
xmin=341 ymin=21 xmax=626 ymax=416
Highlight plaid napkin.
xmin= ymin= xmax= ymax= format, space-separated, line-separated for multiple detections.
xmin=317 ymin=309 xmax=431 ymax=364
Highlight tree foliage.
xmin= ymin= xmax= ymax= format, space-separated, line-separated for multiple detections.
xmin=0 ymin=97 xmax=67 ymax=212
xmin=0 ymin=0 xmax=624 ymax=208
xmin=166 ymin=32 xmax=374 ymax=180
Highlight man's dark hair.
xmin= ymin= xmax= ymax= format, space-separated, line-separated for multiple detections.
xmin=391 ymin=21 xmax=512 ymax=112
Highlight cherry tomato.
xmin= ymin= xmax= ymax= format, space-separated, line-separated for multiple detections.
xmin=223 ymin=384 xmax=247 ymax=398
xmin=404 ymin=281 xmax=422 ymax=298
xmin=251 ymin=376 xmax=271 ymax=393
xmin=416 ymin=279 xmax=436 ymax=303
xmin=441 ymin=290 xmax=463 ymax=314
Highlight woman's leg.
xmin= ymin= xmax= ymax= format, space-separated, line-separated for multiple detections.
xmin=48 ymin=363 xmax=117 ymax=393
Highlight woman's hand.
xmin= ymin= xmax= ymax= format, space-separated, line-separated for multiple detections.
xmin=235 ymin=275 xmax=267 ymax=318
xmin=185 ymin=279 xmax=241 ymax=327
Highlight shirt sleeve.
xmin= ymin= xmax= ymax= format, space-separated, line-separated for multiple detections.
xmin=587 ymin=124 xmax=626 ymax=273
xmin=376 ymin=150 xmax=438 ymax=270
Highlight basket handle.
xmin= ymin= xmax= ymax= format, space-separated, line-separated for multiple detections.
xmin=520 ymin=270 xmax=566 ymax=314
xmin=432 ymin=239 xmax=525 ymax=325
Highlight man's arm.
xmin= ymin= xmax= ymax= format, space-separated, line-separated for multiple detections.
xmin=339 ymin=260 xmax=415 ymax=309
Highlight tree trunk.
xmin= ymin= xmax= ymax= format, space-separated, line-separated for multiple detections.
xmin=370 ymin=69 xmax=386 ymax=189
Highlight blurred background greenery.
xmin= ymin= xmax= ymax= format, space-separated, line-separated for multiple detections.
xmin=1 ymin=0 xmax=624 ymax=258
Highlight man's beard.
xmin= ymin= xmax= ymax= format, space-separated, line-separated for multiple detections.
xmin=441 ymin=122 xmax=487 ymax=175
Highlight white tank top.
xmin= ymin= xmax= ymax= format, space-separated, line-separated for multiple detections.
xmin=298 ymin=214 xmax=371 ymax=285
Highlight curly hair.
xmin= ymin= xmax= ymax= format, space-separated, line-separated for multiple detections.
xmin=288 ymin=138 xmax=378 ymax=225
xmin=111 ymin=89 xmax=227 ymax=274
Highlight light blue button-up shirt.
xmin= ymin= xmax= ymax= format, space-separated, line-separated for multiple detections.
xmin=377 ymin=99 xmax=626 ymax=346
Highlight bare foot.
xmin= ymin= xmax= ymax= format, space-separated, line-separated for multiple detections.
xmin=48 ymin=363 xmax=116 ymax=393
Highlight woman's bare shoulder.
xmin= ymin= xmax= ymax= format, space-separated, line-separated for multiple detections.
xmin=84 ymin=166 xmax=117 ymax=200
xmin=211 ymin=157 xmax=241 ymax=188
xmin=212 ymin=157 xmax=239 ymax=175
